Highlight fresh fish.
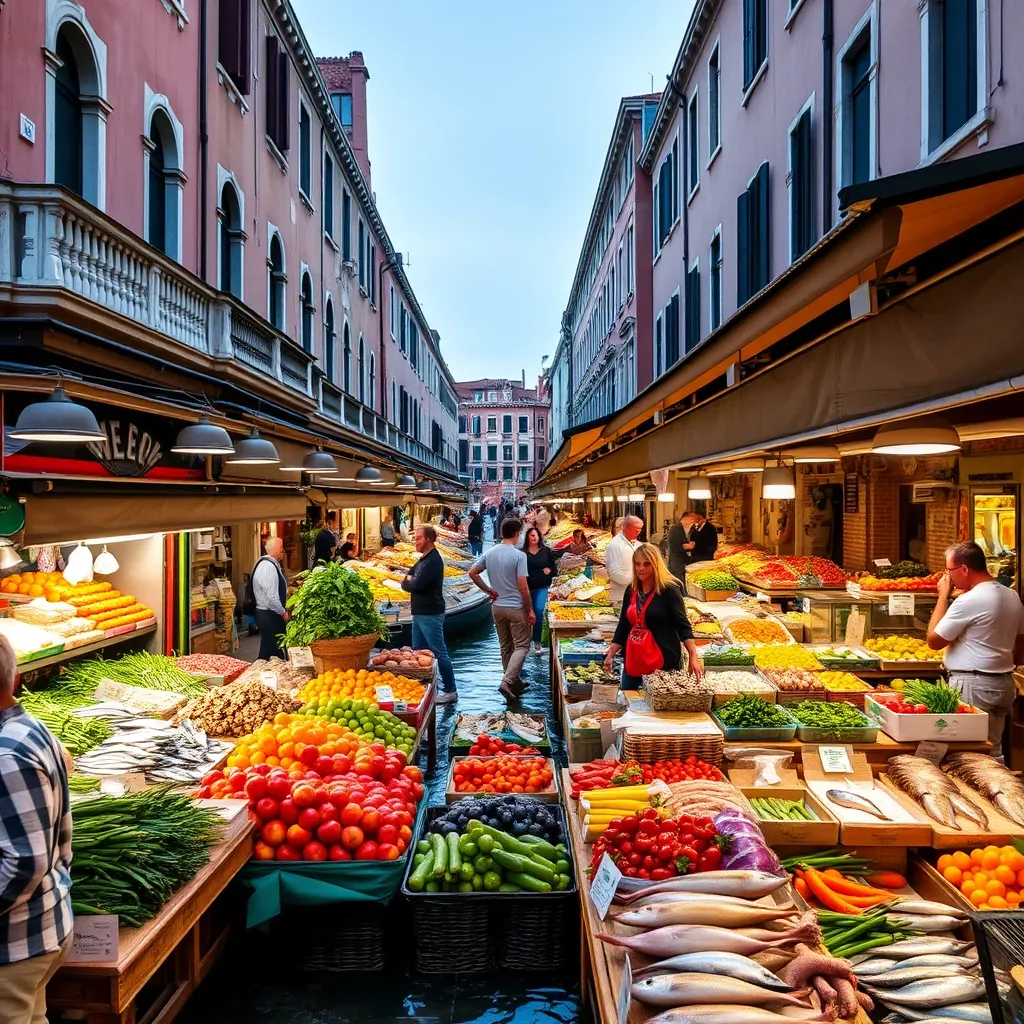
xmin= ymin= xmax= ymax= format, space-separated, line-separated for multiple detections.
xmin=890 ymin=913 xmax=972 ymax=933
xmin=869 ymin=937 xmax=974 ymax=959
xmin=854 ymin=954 xmax=979 ymax=976
xmin=624 ymin=891 xmax=791 ymax=910
xmin=645 ymin=1007 xmax=829 ymax=1024
xmin=631 ymin=952 xmax=794 ymax=990
xmin=861 ymin=976 xmax=986 ymax=1008
xmin=618 ymin=870 xmax=788 ymax=902
xmin=947 ymin=791 xmax=991 ymax=828
xmin=862 ymin=966 xmax=972 ymax=987
xmin=632 ymin=973 xmax=812 ymax=1008
xmin=892 ymin=900 xmax=969 ymax=918
xmin=612 ymin=901 xmax=798 ymax=930
xmin=882 ymin=1003 xmax=993 ymax=1023
xmin=886 ymin=756 xmax=966 ymax=828
xmin=597 ymin=923 xmax=804 ymax=958
xmin=826 ymin=788 xmax=892 ymax=820
xmin=943 ymin=752 xmax=1024 ymax=827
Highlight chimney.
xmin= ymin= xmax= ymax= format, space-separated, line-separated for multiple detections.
xmin=316 ymin=52 xmax=372 ymax=186
xmin=521 ymin=369 xmax=525 ymax=387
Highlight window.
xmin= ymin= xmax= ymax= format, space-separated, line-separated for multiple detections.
xmin=218 ymin=0 xmax=251 ymax=95
xmin=655 ymin=140 xmax=677 ymax=251
xmin=502 ymin=466 xmax=513 ymax=481
xmin=626 ymin=222 xmax=634 ymax=294
xmin=331 ymin=92 xmax=353 ymax=134
xmin=538 ymin=416 xmax=544 ymax=432
xmin=298 ymin=102 xmax=311 ymax=200
xmin=517 ymin=466 xmax=531 ymax=482
xmin=503 ymin=444 xmax=513 ymax=461
xmin=487 ymin=391 xmax=497 ymax=402
xmin=487 ymin=467 xmax=497 ymax=482
xmin=924 ymin=0 xmax=981 ymax=155
xmin=389 ymin=287 xmax=397 ymax=339
xmin=502 ymin=414 xmax=512 ymax=434
xmin=538 ymin=446 xmax=546 ymax=462
xmin=743 ymin=0 xmax=768 ymax=90
xmin=399 ymin=304 xmax=407 ymax=354
xmin=358 ymin=335 xmax=365 ymax=404
xmin=458 ymin=414 xmax=467 ymax=433
xmin=474 ymin=467 xmax=483 ymax=481
xmin=518 ymin=443 xmax=529 ymax=461
xmin=368 ymin=353 xmax=375 ymax=412
xmin=471 ymin=415 xmax=481 ymax=434
xmin=737 ymin=162 xmax=770 ymax=304
xmin=472 ymin=444 xmax=481 ymax=461
xmin=687 ymin=90 xmax=699 ymax=197
xmin=665 ymin=293 xmax=680 ymax=367
xmin=299 ymin=269 xmax=314 ymax=353
xmin=264 ymin=35 xmax=289 ymax=152
xmin=685 ymin=262 xmax=700 ymax=353
xmin=841 ymin=24 xmax=873 ymax=187
xmin=655 ymin=313 xmax=663 ymax=377
xmin=342 ymin=323 xmax=351 ymax=393
xmin=487 ymin=444 xmax=497 ymax=461
xmin=54 ymin=29 xmax=85 ymax=197
xmin=322 ymin=150 xmax=334 ymax=238
xmin=324 ymin=296 xmax=335 ymax=381
xmin=789 ymin=101 xmax=815 ymax=261
xmin=341 ymin=190 xmax=351 ymax=260
xmin=518 ymin=415 xmax=528 ymax=433
xmin=487 ymin=416 xmax=496 ymax=432
xmin=145 ymin=108 xmax=182 ymax=260
xmin=218 ymin=180 xmax=243 ymax=298
xmin=709 ymin=229 xmax=723 ymax=331
xmin=268 ymin=231 xmax=285 ymax=329
xmin=358 ymin=220 xmax=366 ymax=290
xmin=368 ymin=243 xmax=376 ymax=304
xmin=708 ymin=41 xmax=721 ymax=158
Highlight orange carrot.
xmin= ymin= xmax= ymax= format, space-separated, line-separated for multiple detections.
xmin=793 ymin=876 xmax=812 ymax=902
xmin=839 ymin=892 xmax=893 ymax=907
xmin=814 ymin=874 xmax=893 ymax=899
xmin=802 ymin=867 xmax=863 ymax=915
xmin=864 ymin=871 xmax=907 ymax=890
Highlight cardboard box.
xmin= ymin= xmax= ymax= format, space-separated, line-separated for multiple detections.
xmin=445 ymin=755 xmax=559 ymax=803
xmin=864 ymin=692 xmax=989 ymax=742
xmin=802 ymin=747 xmax=932 ymax=847
xmin=735 ymin=780 xmax=840 ymax=846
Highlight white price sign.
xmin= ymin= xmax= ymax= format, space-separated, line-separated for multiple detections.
xmin=915 ymin=740 xmax=948 ymax=765
xmin=260 ymin=670 xmax=279 ymax=690
xmin=802 ymin=598 xmax=811 ymax=614
xmin=617 ymin=954 xmax=633 ymax=1024
xmin=374 ymin=685 xmax=394 ymax=704
xmin=592 ymin=683 xmax=621 ymax=705
xmin=756 ymin=591 xmax=771 ymax=603
xmin=67 ymin=915 xmax=118 ymax=963
xmin=818 ymin=745 xmax=854 ymax=774
xmin=589 ymin=852 xmax=622 ymax=920
xmin=874 ymin=558 xmax=892 ymax=568
xmin=888 ymin=593 xmax=915 ymax=616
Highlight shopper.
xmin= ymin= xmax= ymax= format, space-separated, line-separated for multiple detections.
xmin=684 ymin=510 xmax=719 ymax=564
xmin=666 ymin=512 xmax=690 ymax=579
xmin=522 ymin=526 xmax=561 ymax=654
xmin=253 ymin=537 xmax=289 ymax=660
xmin=605 ymin=514 xmax=643 ymax=605
xmin=927 ymin=541 xmax=1024 ymax=752
xmin=535 ymin=505 xmax=552 ymax=537
xmin=313 ymin=512 xmax=338 ymax=564
xmin=380 ymin=511 xmax=396 ymax=548
xmin=603 ymin=543 xmax=703 ymax=691
xmin=0 ymin=635 xmax=73 ymax=1024
xmin=568 ymin=528 xmax=593 ymax=556
xmin=452 ymin=512 xmax=462 ymax=531
xmin=467 ymin=510 xmax=484 ymax=556
xmin=401 ymin=526 xmax=457 ymax=703
xmin=469 ymin=518 xmax=533 ymax=702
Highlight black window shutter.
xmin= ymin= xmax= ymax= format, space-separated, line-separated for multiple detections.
xmin=265 ymin=36 xmax=279 ymax=143
xmin=686 ymin=267 xmax=700 ymax=352
xmin=737 ymin=190 xmax=750 ymax=304
xmin=756 ymin=162 xmax=770 ymax=292
xmin=743 ymin=0 xmax=754 ymax=87
xmin=278 ymin=52 xmax=290 ymax=151
xmin=667 ymin=294 xmax=679 ymax=366
xmin=756 ymin=0 xmax=768 ymax=71
xmin=219 ymin=0 xmax=240 ymax=83
xmin=943 ymin=0 xmax=977 ymax=138
xmin=800 ymin=111 xmax=813 ymax=254
xmin=237 ymin=0 xmax=251 ymax=95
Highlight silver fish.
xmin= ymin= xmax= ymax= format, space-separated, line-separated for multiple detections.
xmin=862 ymin=966 xmax=972 ymax=987
xmin=891 ymin=913 xmax=973 ymax=933
xmin=869 ymin=937 xmax=974 ymax=959
xmin=645 ymin=1007 xmax=829 ymax=1024
xmin=632 ymin=952 xmax=793 ymax=990
xmin=619 ymin=870 xmax=788 ymax=902
xmin=826 ymin=788 xmax=892 ymax=820
xmin=631 ymin=972 xmax=812 ymax=1008
xmin=613 ymin=901 xmax=798 ymax=930
xmin=943 ymin=752 xmax=1024 ymax=827
xmin=861 ymin=976 xmax=986 ymax=1008
xmin=887 ymin=755 xmax=963 ymax=828
xmin=854 ymin=954 xmax=980 ymax=976
xmin=597 ymin=923 xmax=805 ymax=958
xmin=892 ymin=900 xmax=969 ymax=918
xmin=624 ymin=891 xmax=791 ymax=909
xmin=883 ymin=1003 xmax=993 ymax=1024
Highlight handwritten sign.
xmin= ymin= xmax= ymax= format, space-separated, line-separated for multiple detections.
xmin=592 ymin=683 xmax=621 ymax=705
xmin=915 ymin=741 xmax=948 ymax=765
xmin=67 ymin=915 xmax=118 ymax=963
xmin=888 ymin=594 xmax=915 ymax=617
xmin=260 ymin=670 xmax=279 ymax=690
xmin=589 ymin=853 xmax=622 ymax=920
xmin=874 ymin=558 xmax=892 ymax=568
xmin=617 ymin=954 xmax=633 ymax=1024
xmin=288 ymin=647 xmax=314 ymax=670
xmin=819 ymin=745 xmax=854 ymax=774
xmin=374 ymin=685 xmax=394 ymax=704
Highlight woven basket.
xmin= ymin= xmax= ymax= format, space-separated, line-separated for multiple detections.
xmin=621 ymin=730 xmax=724 ymax=766
xmin=642 ymin=677 xmax=714 ymax=713
xmin=310 ymin=632 xmax=378 ymax=673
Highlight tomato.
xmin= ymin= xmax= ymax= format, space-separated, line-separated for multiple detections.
xmin=252 ymin=763 xmax=272 ymax=776
xmin=291 ymin=783 xmax=317 ymax=807
xmin=642 ymin=855 xmax=658 ymax=871
xmin=303 ymin=841 xmax=328 ymax=862
xmin=363 ymin=794 xmax=387 ymax=810
xmin=637 ymin=819 xmax=660 ymax=836
xmin=328 ymin=843 xmax=351 ymax=861
xmin=698 ymin=847 xmax=722 ymax=871
xmin=261 ymin=820 xmax=286 ymax=846
xmin=679 ymin=845 xmax=699 ymax=864
xmin=253 ymin=840 xmax=276 ymax=861
xmin=202 ymin=770 xmax=225 ymax=786
xmin=650 ymin=867 xmax=673 ymax=881
xmin=627 ymin=852 xmax=642 ymax=867
xmin=377 ymin=843 xmax=400 ymax=860
xmin=298 ymin=807 xmax=321 ymax=831
xmin=286 ymin=825 xmax=313 ymax=849
xmin=319 ymin=804 xmax=339 ymax=826
xmin=340 ymin=803 xmax=363 ymax=826
xmin=360 ymin=808 xmax=382 ymax=834
xmin=196 ymin=786 xmax=212 ymax=799
xmin=255 ymin=797 xmax=280 ymax=822
xmin=228 ymin=773 xmax=246 ymax=792
xmin=315 ymin=756 xmax=335 ymax=777
xmin=637 ymin=868 xmax=651 ymax=879
xmin=622 ymin=866 xmax=638 ymax=877
xmin=278 ymin=798 xmax=298 ymax=825
xmin=267 ymin=775 xmax=291 ymax=801
xmin=317 ymin=820 xmax=343 ymax=845
xmin=298 ymin=746 xmax=319 ymax=768
xmin=276 ymin=844 xmax=302 ymax=861
xmin=332 ymin=754 xmax=353 ymax=775
xmin=341 ymin=825 xmax=364 ymax=850
xmin=377 ymin=824 xmax=399 ymax=846
xmin=641 ymin=808 xmax=660 ymax=821
xmin=355 ymin=840 xmax=379 ymax=861
xmin=634 ymin=835 xmax=655 ymax=854
xmin=244 ymin=776 xmax=268 ymax=801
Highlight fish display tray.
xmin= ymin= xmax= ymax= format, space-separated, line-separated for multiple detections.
xmin=445 ymin=756 xmax=560 ymax=803
xmin=710 ymin=706 xmax=798 ymax=743
xmin=864 ymin=693 xmax=990 ymax=742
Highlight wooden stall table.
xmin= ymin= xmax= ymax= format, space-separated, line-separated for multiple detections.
xmin=413 ymin=685 xmax=438 ymax=774
xmin=47 ymin=825 xmax=254 ymax=1024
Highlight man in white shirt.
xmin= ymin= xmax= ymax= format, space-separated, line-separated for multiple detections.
xmin=927 ymin=541 xmax=1024 ymax=752
xmin=605 ymin=515 xmax=643 ymax=605
xmin=253 ymin=538 xmax=290 ymax=660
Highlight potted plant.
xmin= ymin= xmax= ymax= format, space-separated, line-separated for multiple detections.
xmin=282 ymin=563 xmax=389 ymax=672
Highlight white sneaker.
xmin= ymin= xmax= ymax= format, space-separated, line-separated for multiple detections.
xmin=533 ymin=643 xmax=543 ymax=655
xmin=435 ymin=690 xmax=458 ymax=704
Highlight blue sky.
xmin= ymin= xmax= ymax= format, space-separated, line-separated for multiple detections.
xmin=293 ymin=0 xmax=694 ymax=384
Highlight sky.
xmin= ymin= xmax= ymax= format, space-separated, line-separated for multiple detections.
xmin=292 ymin=0 xmax=694 ymax=385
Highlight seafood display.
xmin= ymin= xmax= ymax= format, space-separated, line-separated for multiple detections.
xmin=943 ymin=752 xmax=1024 ymax=827
xmin=825 ymin=788 xmax=892 ymax=821
xmin=886 ymin=755 xmax=990 ymax=830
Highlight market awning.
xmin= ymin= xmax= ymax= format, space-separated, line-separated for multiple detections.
xmin=22 ymin=492 xmax=308 ymax=546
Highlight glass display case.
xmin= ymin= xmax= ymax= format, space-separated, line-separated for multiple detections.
xmin=796 ymin=589 xmax=939 ymax=642
xmin=972 ymin=489 xmax=1018 ymax=591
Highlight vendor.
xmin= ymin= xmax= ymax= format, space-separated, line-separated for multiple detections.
xmin=339 ymin=533 xmax=358 ymax=561
xmin=683 ymin=510 xmax=719 ymax=564
xmin=567 ymin=528 xmax=593 ymax=556
xmin=666 ymin=512 xmax=690 ymax=579
xmin=927 ymin=540 xmax=1024 ymax=754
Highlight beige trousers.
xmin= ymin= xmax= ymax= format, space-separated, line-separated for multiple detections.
xmin=0 ymin=936 xmax=72 ymax=1024
xmin=492 ymin=606 xmax=532 ymax=688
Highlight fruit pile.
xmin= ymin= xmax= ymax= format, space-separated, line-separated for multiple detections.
xmin=745 ymin=561 xmax=798 ymax=586
xmin=296 ymin=698 xmax=417 ymax=757
xmin=638 ymin=756 xmax=725 ymax=783
xmin=760 ymin=667 xmax=823 ymax=691
xmin=466 ymin=733 xmax=541 ymax=756
xmin=784 ymin=556 xmax=847 ymax=587
xmin=368 ymin=648 xmax=435 ymax=672
xmin=875 ymin=560 xmax=932 ymax=580
xmin=298 ymin=668 xmax=426 ymax=707
xmin=591 ymin=809 xmax=725 ymax=879
xmin=884 ymin=697 xmax=976 ymax=714
xmin=858 ymin=572 xmax=941 ymax=591
xmin=864 ymin=635 xmax=944 ymax=662
xmin=552 ymin=606 xmax=589 ymax=621
xmin=727 ymin=618 xmax=791 ymax=645
xmin=226 ymin=713 xmax=362 ymax=770
xmin=689 ymin=569 xmax=739 ymax=591
xmin=753 ymin=646 xmax=824 ymax=671
xmin=819 ymin=672 xmax=872 ymax=692
xmin=938 ymin=846 xmax=1024 ymax=909
xmin=452 ymin=755 xmax=554 ymax=794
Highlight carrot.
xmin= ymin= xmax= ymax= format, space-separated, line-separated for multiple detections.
xmin=802 ymin=867 xmax=863 ymax=915
xmin=814 ymin=874 xmax=894 ymax=899
xmin=864 ymin=871 xmax=907 ymax=890
xmin=793 ymin=876 xmax=812 ymax=902
xmin=839 ymin=892 xmax=893 ymax=907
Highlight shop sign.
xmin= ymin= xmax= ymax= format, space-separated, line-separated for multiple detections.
xmin=844 ymin=475 xmax=860 ymax=514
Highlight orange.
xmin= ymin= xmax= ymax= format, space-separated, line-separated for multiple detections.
xmin=1016 ymin=867 xmax=1024 ymax=888
xmin=986 ymin=879 xmax=1007 ymax=898
xmin=970 ymin=888 xmax=988 ymax=906
xmin=961 ymin=880 xmax=976 ymax=895
xmin=970 ymin=848 xmax=984 ymax=866
xmin=973 ymin=870 xmax=989 ymax=885
xmin=937 ymin=854 xmax=953 ymax=873
xmin=942 ymin=865 xmax=963 ymax=885
xmin=989 ymin=894 xmax=1009 ymax=909
xmin=1005 ymin=851 xmax=1024 ymax=872
xmin=981 ymin=850 xmax=1000 ymax=870
xmin=995 ymin=864 xmax=1017 ymax=886
xmin=1007 ymin=890 xmax=1021 ymax=905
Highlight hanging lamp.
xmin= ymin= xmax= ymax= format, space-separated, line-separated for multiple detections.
xmin=223 ymin=427 xmax=280 ymax=465
xmin=9 ymin=385 xmax=105 ymax=443
xmin=171 ymin=414 xmax=235 ymax=455
xmin=687 ymin=472 xmax=712 ymax=500
xmin=872 ymin=419 xmax=961 ymax=455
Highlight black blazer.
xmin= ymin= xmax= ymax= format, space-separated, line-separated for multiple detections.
xmin=688 ymin=520 xmax=719 ymax=563
xmin=612 ymin=583 xmax=694 ymax=670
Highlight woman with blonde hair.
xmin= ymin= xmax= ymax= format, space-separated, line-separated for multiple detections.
xmin=603 ymin=543 xmax=703 ymax=689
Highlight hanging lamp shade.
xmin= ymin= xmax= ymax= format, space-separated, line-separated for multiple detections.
xmin=657 ymin=492 xmax=675 ymax=502
xmin=872 ymin=420 xmax=961 ymax=455
xmin=171 ymin=415 xmax=235 ymax=455
xmin=731 ymin=458 xmax=765 ymax=474
xmin=762 ymin=464 xmax=796 ymax=499
xmin=396 ymin=474 xmax=416 ymax=489
xmin=9 ymin=385 xmax=106 ymax=443
xmin=687 ymin=473 xmax=712 ymax=500
xmin=223 ymin=428 xmax=280 ymax=465
xmin=0 ymin=539 xmax=23 ymax=571
xmin=788 ymin=444 xmax=841 ymax=463
xmin=354 ymin=464 xmax=381 ymax=483
xmin=93 ymin=545 xmax=119 ymax=575
xmin=280 ymin=448 xmax=338 ymax=473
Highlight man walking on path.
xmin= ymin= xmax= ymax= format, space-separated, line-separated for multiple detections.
xmin=928 ymin=540 xmax=1024 ymax=753
xmin=402 ymin=526 xmax=458 ymax=704
xmin=605 ymin=515 xmax=643 ymax=605
xmin=467 ymin=510 xmax=484 ymax=556
xmin=469 ymin=519 xmax=534 ymax=702
xmin=0 ymin=636 xmax=73 ymax=1024
xmin=253 ymin=538 xmax=289 ymax=660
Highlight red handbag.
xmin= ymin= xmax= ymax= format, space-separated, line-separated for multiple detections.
xmin=624 ymin=591 xmax=664 ymax=676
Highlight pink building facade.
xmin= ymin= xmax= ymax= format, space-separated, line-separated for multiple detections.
xmin=0 ymin=0 xmax=459 ymax=482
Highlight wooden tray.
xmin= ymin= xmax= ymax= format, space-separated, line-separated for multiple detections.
xmin=738 ymin=785 xmax=840 ymax=846
xmin=445 ymin=755 xmax=559 ymax=803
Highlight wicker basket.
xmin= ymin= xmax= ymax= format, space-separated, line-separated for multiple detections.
xmin=642 ymin=676 xmax=714 ymax=713
xmin=621 ymin=729 xmax=724 ymax=766
xmin=310 ymin=632 xmax=379 ymax=673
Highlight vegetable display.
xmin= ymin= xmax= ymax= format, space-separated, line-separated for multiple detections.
xmin=70 ymin=786 xmax=224 ymax=926
xmin=173 ymin=653 xmax=250 ymax=682
xmin=368 ymin=647 xmax=435 ymax=672
xmin=60 ymin=651 xmax=208 ymax=697
xmin=887 ymin=678 xmax=973 ymax=714
xmin=937 ymin=844 xmax=1024 ymax=908
xmin=753 ymin=646 xmax=823 ymax=671
xmin=759 ymin=667 xmax=822 ymax=691
xmin=864 ymin=634 xmax=944 ymax=662
xmin=465 ymin=733 xmax=541 ymax=756
xmin=564 ymin=661 xmax=619 ymax=686
xmin=297 ymin=668 xmax=427 ymax=707
xmin=17 ymin=687 xmax=112 ymax=754
xmin=295 ymin=698 xmax=417 ymax=757
xmin=749 ymin=796 xmax=817 ymax=821
xmin=568 ymin=758 xmax=723 ymax=799
xmin=701 ymin=644 xmax=755 ymax=666
xmin=726 ymin=618 xmax=791 ymax=645
xmin=788 ymin=700 xmax=870 ymax=733
xmin=715 ymin=695 xmax=791 ymax=729
xmin=282 ymin=563 xmax=390 ymax=647
xmin=451 ymin=755 xmax=555 ymax=794
xmin=173 ymin=681 xmax=300 ymax=737
xmin=689 ymin=569 xmax=739 ymax=591
xmin=427 ymin=796 xmax=563 ymax=844
xmin=819 ymin=671 xmax=872 ymax=692
xmin=591 ymin=809 xmax=727 ymax=879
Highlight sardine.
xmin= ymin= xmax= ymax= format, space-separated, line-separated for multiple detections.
xmin=870 ymin=937 xmax=974 ymax=958
xmin=597 ymin=923 xmax=804 ymax=958
xmin=632 ymin=972 xmax=812 ymax=1008
xmin=882 ymin=1003 xmax=993 ymax=1024
xmin=861 ymin=976 xmax=986 ymax=1008
xmin=943 ymin=752 xmax=1024 ymax=827
xmin=632 ymin=952 xmax=793 ymax=990
xmin=826 ymin=788 xmax=892 ymax=820
xmin=645 ymin=1007 xmax=830 ymax=1024
xmin=892 ymin=900 xmax=969 ymax=918
xmin=862 ymin=966 xmax=972 ymax=987
xmin=613 ymin=901 xmax=798 ymax=930
xmin=854 ymin=954 xmax=979 ymax=976
xmin=618 ymin=870 xmax=788 ymax=902
xmin=891 ymin=913 xmax=972 ymax=933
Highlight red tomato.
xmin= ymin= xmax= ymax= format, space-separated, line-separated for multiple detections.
xmin=244 ymin=776 xmax=268 ymax=801
xmin=202 ymin=770 xmax=225 ymax=786
xmin=286 ymin=825 xmax=313 ymax=849
xmin=260 ymin=820 xmax=286 ymax=846
xmin=278 ymin=798 xmax=299 ymax=825
xmin=252 ymin=763 xmax=272 ymax=776
xmin=340 ymin=803 xmax=363 ymax=826
xmin=297 ymin=807 xmax=321 ymax=831
xmin=298 ymin=746 xmax=320 ymax=767
xmin=377 ymin=824 xmax=399 ymax=846
xmin=360 ymin=808 xmax=382 ymax=834
xmin=332 ymin=754 xmax=353 ymax=775
xmin=303 ymin=841 xmax=328 ymax=861
xmin=397 ymin=824 xmax=413 ymax=844
xmin=403 ymin=765 xmax=422 ymax=783
xmin=341 ymin=825 xmax=364 ymax=850
xmin=376 ymin=843 xmax=399 ymax=861
xmin=363 ymin=794 xmax=387 ymax=810
xmin=328 ymin=786 xmax=350 ymax=809
xmin=229 ymin=773 xmax=246 ymax=792
xmin=196 ymin=786 xmax=213 ymax=799
xmin=253 ymin=840 xmax=276 ymax=861
xmin=355 ymin=840 xmax=379 ymax=861
xmin=267 ymin=775 xmax=292 ymax=801
xmin=255 ymin=798 xmax=280 ymax=822
xmin=317 ymin=820 xmax=343 ymax=845
xmin=328 ymin=843 xmax=351 ymax=861
xmin=291 ymin=783 xmax=317 ymax=807
xmin=276 ymin=844 xmax=302 ymax=861
xmin=318 ymin=804 xmax=339 ymax=825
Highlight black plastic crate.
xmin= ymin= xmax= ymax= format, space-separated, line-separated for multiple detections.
xmin=968 ymin=910 xmax=1024 ymax=1024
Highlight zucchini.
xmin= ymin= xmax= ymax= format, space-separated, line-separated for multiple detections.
xmin=468 ymin=821 xmax=545 ymax=860
xmin=491 ymin=848 xmax=555 ymax=882
xmin=446 ymin=832 xmax=462 ymax=873
xmin=430 ymin=833 xmax=448 ymax=878
xmin=505 ymin=871 xmax=552 ymax=893
xmin=408 ymin=850 xmax=434 ymax=892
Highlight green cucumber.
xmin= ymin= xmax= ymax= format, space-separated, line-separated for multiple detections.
xmin=491 ymin=848 xmax=555 ymax=882
xmin=430 ymin=833 xmax=448 ymax=878
xmin=446 ymin=832 xmax=462 ymax=873
xmin=408 ymin=849 xmax=434 ymax=892
xmin=457 ymin=834 xmax=478 ymax=858
xmin=467 ymin=821 xmax=545 ymax=860
xmin=498 ymin=883 xmax=519 ymax=892
xmin=424 ymin=880 xmax=440 ymax=892
xmin=505 ymin=871 xmax=552 ymax=893
xmin=459 ymin=862 xmax=475 ymax=882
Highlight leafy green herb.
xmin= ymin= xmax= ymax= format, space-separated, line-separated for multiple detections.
xmin=283 ymin=563 xmax=390 ymax=647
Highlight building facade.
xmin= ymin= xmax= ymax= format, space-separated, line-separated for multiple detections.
xmin=0 ymin=0 xmax=459 ymax=485
xmin=457 ymin=377 xmax=550 ymax=506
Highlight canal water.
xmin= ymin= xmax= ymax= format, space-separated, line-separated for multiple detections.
xmin=178 ymin=618 xmax=590 ymax=1024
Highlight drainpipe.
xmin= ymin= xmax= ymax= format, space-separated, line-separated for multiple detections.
xmin=667 ymin=74 xmax=688 ymax=355
xmin=199 ymin=0 xmax=209 ymax=281
xmin=822 ymin=0 xmax=834 ymax=231
xmin=378 ymin=255 xmax=400 ymax=420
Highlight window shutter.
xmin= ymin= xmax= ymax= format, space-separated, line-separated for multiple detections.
xmin=743 ymin=0 xmax=754 ymax=87
xmin=277 ymin=51 xmax=290 ymax=150
xmin=800 ymin=110 xmax=813 ymax=254
xmin=736 ymin=190 xmax=750 ymax=304
xmin=237 ymin=0 xmax=251 ymax=95
xmin=265 ymin=36 xmax=279 ymax=143
xmin=756 ymin=162 xmax=770 ymax=292
xmin=219 ymin=0 xmax=240 ymax=85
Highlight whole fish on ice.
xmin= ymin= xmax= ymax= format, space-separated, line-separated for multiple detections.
xmin=612 ymin=901 xmax=797 ymax=930
xmin=631 ymin=972 xmax=812 ymax=1008
xmin=861 ymin=976 xmax=986 ymax=1008
xmin=618 ymin=870 xmax=787 ymax=902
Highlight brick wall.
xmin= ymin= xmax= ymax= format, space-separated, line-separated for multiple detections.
xmin=926 ymin=496 xmax=959 ymax=571
xmin=844 ymin=478 xmax=867 ymax=569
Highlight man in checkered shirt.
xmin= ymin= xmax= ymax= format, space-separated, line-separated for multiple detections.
xmin=0 ymin=635 xmax=73 ymax=1023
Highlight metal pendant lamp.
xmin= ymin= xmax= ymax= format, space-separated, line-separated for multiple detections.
xmin=171 ymin=414 xmax=235 ymax=455
xmin=354 ymin=464 xmax=381 ymax=483
xmin=301 ymin=448 xmax=338 ymax=474
xmin=687 ymin=472 xmax=712 ymax=500
xmin=395 ymin=474 xmax=416 ymax=489
xmin=762 ymin=462 xmax=796 ymax=500
xmin=223 ymin=427 xmax=280 ymax=465
xmin=9 ymin=385 xmax=106 ymax=443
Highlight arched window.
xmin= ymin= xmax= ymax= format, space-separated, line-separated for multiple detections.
xmin=300 ymin=269 xmax=314 ymax=353
xmin=54 ymin=29 xmax=83 ymax=195
xmin=145 ymin=106 xmax=183 ymax=260
xmin=268 ymin=232 xmax=285 ymax=329
xmin=218 ymin=180 xmax=243 ymax=298
xmin=148 ymin=121 xmax=167 ymax=253
xmin=342 ymin=322 xmax=351 ymax=394
xmin=368 ymin=353 xmax=376 ymax=412
xmin=324 ymin=295 xmax=336 ymax=382
xmin=358 ymin=335 xmax=365 ymax=404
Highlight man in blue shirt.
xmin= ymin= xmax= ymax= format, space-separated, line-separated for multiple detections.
xmin=0 ymin=635 xmax=73 ymax=1023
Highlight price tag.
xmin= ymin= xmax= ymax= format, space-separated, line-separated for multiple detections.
xmin=288 ymin=647 xmax=315 ymax=669
xmin=818 ymin=745 xmax=854 ymax=774
xmin=66 ymin=914 xmax=118 ymax=963
xmin=260 ymin=670 xmax=279 ymax=690
xmin=617 ymin=954 xmax=633 ymax=1024
xmin=874 ymin=558 xmax=892 ymax=568
xmin=756 ymin=591 xmax=770 ymax=603
xmin=888 ymin=593 xmax=915 ymax=616
xmin=374 ymin=685 xmax=394 ymax=704
xmin=599 ymin=719 xmax=618 ymax=758
xmin=592 ymin=683 xmax=620 ymax=705
xmin=589 ymin=852 xmax=622 ymax=920
xmin=915 ymin=740 xmax=948 ymax=765
xmin=802 ymin=598 xmax=811 ymax=614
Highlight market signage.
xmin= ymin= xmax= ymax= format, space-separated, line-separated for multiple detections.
xmin=86 ymin=419 xmax=163 ymax=476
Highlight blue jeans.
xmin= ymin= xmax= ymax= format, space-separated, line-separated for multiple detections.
xmin=412 ymin=614 xmax=456 ymax=693
xmin=530 ymin=587 xmax=549 ymax=644
xmin=469 ymin=539 xmax=483 ymax=556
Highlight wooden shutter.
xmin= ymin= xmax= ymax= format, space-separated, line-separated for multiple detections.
xmin=265 ymin=36 xmax=279 ymax=143
xmin=756 ymin=162 xmax=770 ymax=292
xmin=742 ymin=0 xmax=754 ymax=87
xmin=736 ymin=190 xmax=750 ymax=304
xmin=686 ymin=266 xmax=700 ymax=352
xmin=277 ymin=51 xmax=290 ymax=150
xmin=237 ymin=0 xmax=251 ymax=95
xmin=666 ymin=294 xmax=679 ymax=367
xmin=219 ymin=0 xmax=240 ymax=87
